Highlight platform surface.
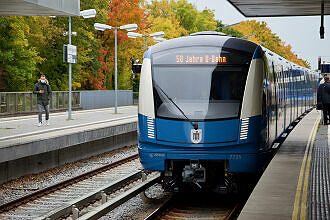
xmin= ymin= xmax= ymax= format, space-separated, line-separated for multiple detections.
xmin=238 ymin=109 xmax=328 ymax=220
xmin=0 ymin=106 xmax=138 ymax=183
xmin=0 ymin=106 xmax=137 ymax=161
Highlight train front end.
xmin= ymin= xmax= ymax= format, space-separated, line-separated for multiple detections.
xmin=138 ymin=33 xmax=266 ymax=192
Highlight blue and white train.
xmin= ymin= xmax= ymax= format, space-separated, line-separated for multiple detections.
xmin=138 ymin=31 xmax=318 ymax=192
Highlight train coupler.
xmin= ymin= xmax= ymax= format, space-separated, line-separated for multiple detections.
xmin=182 ymin=160 xmax=206 ymax=184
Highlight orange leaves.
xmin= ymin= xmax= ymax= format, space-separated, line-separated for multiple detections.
xmin=99 ymin=0 xmax=147 ymax=90
xmin=88 ymin=72 xmax=105 ymax=90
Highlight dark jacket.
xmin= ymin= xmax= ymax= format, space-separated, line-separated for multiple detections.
xmin=33 ymin=80 xmax=52 ymax=105
xmin=318 ymin=81 xmax=330 ymax=105
xmin=317 ymin=82 xmax=323 ymax=109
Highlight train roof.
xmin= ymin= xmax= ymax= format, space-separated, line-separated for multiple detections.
xmin=149 ymin=31 xmax=258 ymax=56
xmin=147 ymin=31 xmax=317 ymax=75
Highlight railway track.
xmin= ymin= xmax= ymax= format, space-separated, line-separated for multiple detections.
xmin=145 ymin=193 xmax=240 ymax=220
xmin=0 ymin=153 xmax=245 ymax=220
xmin=0 ymin=154 xmax=160 ymax=219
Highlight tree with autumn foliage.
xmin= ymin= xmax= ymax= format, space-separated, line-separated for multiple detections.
xmin=232 ymin=20 xmax=310 ymax=68
xmin=98 ymin=0 xmax=148 ymax=90
xmin=146 ymin=0 xmax=217 ymax=35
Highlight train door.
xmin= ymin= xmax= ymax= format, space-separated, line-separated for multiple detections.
xmin=262 ymin=58 xmax=270 ymax=148
xmin=296 ymin=70 xmax=300 ymax=117
xmin=285 ymin=68 xmax=290 ymax=127
xmin=308 ymin=71 xmax=311 ymax=109
xmin=300 ymin=71 xmax=303 ymax=115
xmin=282 ymin=66 xmax=286 ymax=130
xmin=295 ymin=70 xmax=300 ymax=118
xmin=297 ymin=70 xmax=300 ymax=115
xmin=314 ymin=74 xmax=317 ymax=105
xmin=272 ymin=63 xmax=278 ymax=138
xmin=291 ymin=69 xmax=295 ymax=121
xmin=289 ymin=67 xmax=293 ymax=124
xmin=306 ymin=72 xmax=310 ymax=109
xmin=304 ymin=71 xmax=307 ymax=111
xmin=278 ymin=66 xmax=284 ymax=134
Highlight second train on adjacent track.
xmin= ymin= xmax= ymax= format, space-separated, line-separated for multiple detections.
xmin=138 ymin=31 xmax=318 ymax=192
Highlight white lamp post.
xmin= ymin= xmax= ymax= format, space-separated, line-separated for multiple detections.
xmin=67 ymin=9 xmax=96 ymax=120
xmin=127 ymin=31 xmax=165 ymax=52
xmin=94 ymin=23 xmax=138 ymax=114
xmin=153 ymin=37 xmax=166 ymax=42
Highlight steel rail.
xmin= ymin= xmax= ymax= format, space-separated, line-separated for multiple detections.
xmin=36 ymin=170 xmax=153 ymax=220
xmin=144 ymin=196 xmax=174 ymax=220
xmin=144 ymin=195 xmax=240 ymax=220
xmin=224 ymin=203 xmax=240 ymax=220
xmin=0 ymin=154 xmax=138 ymax=214
xmin=76 ymin=173 xmax=160 ymax=220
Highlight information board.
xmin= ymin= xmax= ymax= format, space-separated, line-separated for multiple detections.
xmin=63 ymin=44 xmax=77 ymax=64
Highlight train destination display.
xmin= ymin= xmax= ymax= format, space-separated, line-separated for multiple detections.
xmin=175 ymin=55 xmax=227 ymax=64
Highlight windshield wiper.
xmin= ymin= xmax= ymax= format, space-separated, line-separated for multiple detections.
xmin=154 ymin=83 xmax=198 ymax=130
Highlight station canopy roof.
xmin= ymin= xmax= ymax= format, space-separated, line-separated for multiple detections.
xmin=0 ymin=0 xmax=80 ymax=16
xmin=227 ymin=0 xmax=330 ymax=17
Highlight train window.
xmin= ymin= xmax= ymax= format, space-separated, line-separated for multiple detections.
xmin=152 ymin=65 xmax=249 ymax=120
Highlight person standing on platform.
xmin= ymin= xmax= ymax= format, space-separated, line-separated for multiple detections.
xmin=33 ymin=74 xmax=52 ymax=126
xmin=318 ymin=74 xmax=330 ymax=125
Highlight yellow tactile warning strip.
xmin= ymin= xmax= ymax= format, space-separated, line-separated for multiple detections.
xmin=292 ymin=115 xmax=321 ymax=220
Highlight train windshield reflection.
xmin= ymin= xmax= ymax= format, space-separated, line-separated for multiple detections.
xmin=153 ymin=65 xmax=248 ymax=120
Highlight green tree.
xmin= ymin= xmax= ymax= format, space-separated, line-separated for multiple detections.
xmin=0 ymin=17 xmax=41 ymax=91
xmin=171 ymin=0 xmax=198 ymax=33
xmin=195 ymin=8 xmax=217 ymax=32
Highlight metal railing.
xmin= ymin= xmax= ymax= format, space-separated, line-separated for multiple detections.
xmin=0 ymin=91 xmax=80 ymax=115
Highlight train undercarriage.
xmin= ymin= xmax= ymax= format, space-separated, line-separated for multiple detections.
xmin=161 ymin=159 xmax=259 ymax=193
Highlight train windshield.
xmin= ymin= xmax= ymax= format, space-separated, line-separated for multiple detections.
xmin=152 ymin=46 xmax=251 ymax=121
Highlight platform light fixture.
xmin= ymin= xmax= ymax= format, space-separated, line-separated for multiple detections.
xmin=149 ymin=31 xmax=165 ymax=38
xmin=212 ymin=21 xmax=241 ymax=32
xmin=120 ymin=24 xmax=138 ymax=31
xmin=240 ymin=33 xmax=256 ymax=39
xmin=94 ymin=23 xmax=112 ymax=31
xmin=127 ymin=32 xmax=143 ymax=38
xmin=222 ymin=22 xmax=241 ymax=29
xmin=127 ymin=31 xmax=165 ymax=52
xmin=94 ymin=23 xmax=138 ymax=114
xmin=153 ymin=37 xmax=166 ymax=42
xmin=80 ymin=9 xmax=97 ymax=19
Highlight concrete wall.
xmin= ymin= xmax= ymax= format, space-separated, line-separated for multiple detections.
xmin=80 ymin=90 xmax=133 ymax=110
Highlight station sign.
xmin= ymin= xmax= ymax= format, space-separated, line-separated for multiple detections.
xmin=63 ymin=44 xmax=77 ymax=64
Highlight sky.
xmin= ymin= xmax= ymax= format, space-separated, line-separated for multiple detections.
xmin=187 ymin=0 xmax=330 ymax=70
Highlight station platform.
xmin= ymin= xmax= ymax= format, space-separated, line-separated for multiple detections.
xmin=238 ymin=109 xmax=329 ymax=220
xmin=0 ymin=106 xmax=138 ymax=184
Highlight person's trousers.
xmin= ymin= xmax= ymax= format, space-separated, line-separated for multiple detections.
xmin=322 ymin=104 xmax=330 ymax=125
xmin=38 ymin=104 xmax=50 ymax=123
